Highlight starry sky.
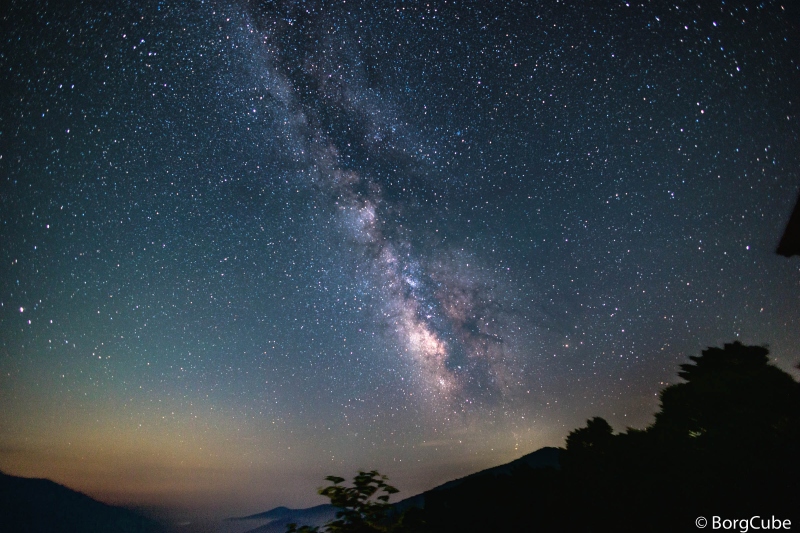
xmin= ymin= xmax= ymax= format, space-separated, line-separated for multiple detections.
xmin=1 ymin=0 xmax=799 ymax=525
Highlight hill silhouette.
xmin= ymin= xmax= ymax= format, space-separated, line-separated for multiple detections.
xmin=417 ymin=342 xmax=800 ymax=532
xmin=389 ymin=446 xmax=560 ymax=516
xmin=777 ymin=192 xmax=800 ymax=256
xmin=0 ymin=470 xmax=165 ymax=533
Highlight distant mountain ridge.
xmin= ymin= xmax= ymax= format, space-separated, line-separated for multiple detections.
xmin=232 ymin=446 xmax=561 ymax=532
xmin=228 ymin=503 xmax=339 ymax=533
xmin=0 ymin=470 xmax=165 ymax=533
xmin=229 ymin=503 xmax=338 ymax=522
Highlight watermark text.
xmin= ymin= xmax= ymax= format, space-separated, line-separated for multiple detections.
xmin=695 ymin=516 xmax=792 ymax=532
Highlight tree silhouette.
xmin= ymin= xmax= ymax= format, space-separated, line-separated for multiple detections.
xmin=288 ymin=471 xmax=399 ymax=533
xmin=564 ymin=416 xmax=613 ymax=454
xmin=655 ymin=342 xmax=800 ymax=444
xmin=558 ymin=341 xmax=800 ymax=530
xmin=648 ymin=341 xmax=800 ymax=521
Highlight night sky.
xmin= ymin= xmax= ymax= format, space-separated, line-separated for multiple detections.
xmin=1 ymin=0 xmax=799 ymax=525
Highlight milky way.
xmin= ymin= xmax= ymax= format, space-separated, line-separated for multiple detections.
xmin=229 ymin=1 xmax=522 ymax=409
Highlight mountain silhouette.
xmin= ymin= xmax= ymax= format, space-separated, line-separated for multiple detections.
xmin=248 ymin=342 xmax=800 ymax=532
xmin=234 ymin=446 xmax=560 ymax=530
xmin=0 ymin=470 xmax=165 ymax=533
